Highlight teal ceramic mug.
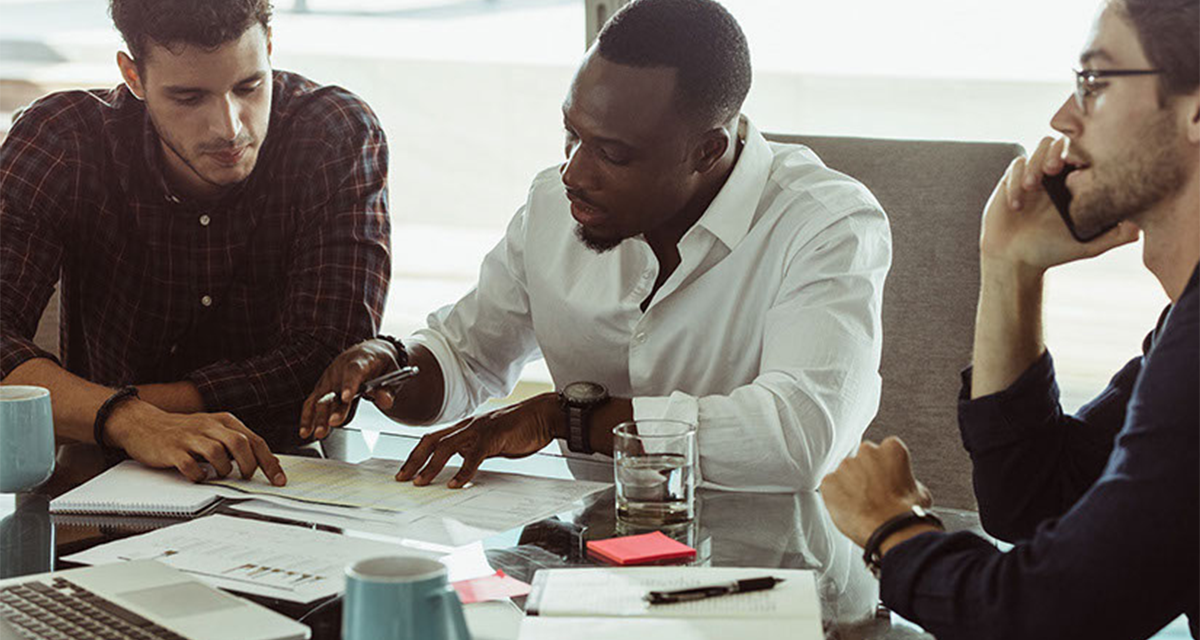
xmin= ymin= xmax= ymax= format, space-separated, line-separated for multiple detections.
xmin=0 ymin=386 xmax=55 ymax=493
xmin=343 ymin=555 xmax=470 ymax=640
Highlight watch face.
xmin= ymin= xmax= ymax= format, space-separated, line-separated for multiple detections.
xmin=564 ymin=381 xmax=608 ymax=404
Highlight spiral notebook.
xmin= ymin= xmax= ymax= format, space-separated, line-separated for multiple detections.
xmin=51 ymin=461 xmax=220 ymax=517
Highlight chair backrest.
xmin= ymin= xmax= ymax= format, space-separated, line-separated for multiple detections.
xmin=765 ymin=133 xmax=1022 ymax=509
xmin=32 ymin=286 xmax=60 ymax=360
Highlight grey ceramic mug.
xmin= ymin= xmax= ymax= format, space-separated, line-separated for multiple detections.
xmin=0 ymin=386 xmax=55 ymax=493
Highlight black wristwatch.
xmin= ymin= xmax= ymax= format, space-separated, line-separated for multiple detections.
xmin=559 ymin=381 xmax=609 ymax=455
xmin=862 ymin=505 xmax=944 ymax=578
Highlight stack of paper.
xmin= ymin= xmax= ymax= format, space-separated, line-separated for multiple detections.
xmin=53 ymin=455 xmax=610 ymax=547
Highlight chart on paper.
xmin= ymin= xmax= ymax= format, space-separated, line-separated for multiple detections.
xmin=61 ymin=515 xmax=493 ymax=604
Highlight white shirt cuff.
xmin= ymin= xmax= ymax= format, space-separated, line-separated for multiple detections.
xmin=632 ymin=391 xmax=703 ymax=486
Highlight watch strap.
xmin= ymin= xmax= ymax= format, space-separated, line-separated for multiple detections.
xmin=862 ymin=505 xmax=944 ymax=578
xmin=565 ymin=404 xmax=594 ymax=455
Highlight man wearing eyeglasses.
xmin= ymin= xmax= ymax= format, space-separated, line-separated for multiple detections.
xmin=820 ymin=0 xmax=1198 ymax=638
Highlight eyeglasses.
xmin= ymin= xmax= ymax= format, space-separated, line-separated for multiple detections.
xmin=1073 ymin=68 xmax=1162 ymax=113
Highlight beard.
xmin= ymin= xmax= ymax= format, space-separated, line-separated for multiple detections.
xmin=574 ymin=223 xmax=625 ymax=253
xmin=146 ymin=106 xmax=255 ymax=190
xmin=1070 ymin=109 xmax=1187 ymax=237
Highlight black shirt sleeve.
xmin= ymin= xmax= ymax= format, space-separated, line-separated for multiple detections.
xmin=957 ymin=349 xmax=1137 ymax=541
xmin=879 ymin=269 xmax=1200 ymax=640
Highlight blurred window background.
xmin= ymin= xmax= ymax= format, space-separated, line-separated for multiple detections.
xmin=0 ymin=0 xmax=1165 ymax=410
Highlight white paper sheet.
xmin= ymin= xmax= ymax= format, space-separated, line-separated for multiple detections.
xmin=530 ymin=568 xmax=822 ymax=620
xmin=207 ymin=456 xmax=475 ymax=513
xmin=52 ymin=455 xmax=609 ymax=547
xmin=226 ymin=499 xmax=502 ymax=548
xmin=62 ymin=515 xmax=494 ymax=604
xmin=518 ymin=617 xmax=813 ymax=640
xmin=519 ymin=568 xmax=824 ymax=640
xmin=211 ymin=455 xmax=609 ymax=545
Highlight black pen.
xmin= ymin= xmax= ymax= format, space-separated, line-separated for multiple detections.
xmin=646 ymin=576 xmax=785 ymax=605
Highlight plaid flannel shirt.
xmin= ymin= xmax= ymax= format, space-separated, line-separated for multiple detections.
xmin=0 ymin=70 xmax=391 ymax=444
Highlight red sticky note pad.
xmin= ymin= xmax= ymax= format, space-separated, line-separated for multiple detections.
xmin=452 ymin=570 xmax=532 ymax=604
xmin=586 ymin=531 xmax=697 ymax=566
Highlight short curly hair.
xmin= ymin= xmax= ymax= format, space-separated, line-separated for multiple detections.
xmin=110 ymin=0 xmax=272 ymax=64
xmin=596 ymin=0 xmax=751 ymax=128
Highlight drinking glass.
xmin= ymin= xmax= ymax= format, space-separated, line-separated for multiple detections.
xmin=613 ymin=419 xmax=696 ymax=525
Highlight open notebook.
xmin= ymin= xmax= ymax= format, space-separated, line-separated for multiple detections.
xmin=51 ymin=461 xmax=220 ymax=518
xmin=519 ymin=567 xmax=824 ymax=639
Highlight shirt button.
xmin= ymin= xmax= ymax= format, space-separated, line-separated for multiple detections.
xmin=200 ymin=295 xmax=213 ymax=307
xmin=199 ymin=214 xmax=211 ymax=227
xmin=169 ymin=344 xmax=179 ymax=355
xmin=634 ymin=332 xmax=647 ymax=344
xmin=165 ymin=194 xmax=180 ymax=204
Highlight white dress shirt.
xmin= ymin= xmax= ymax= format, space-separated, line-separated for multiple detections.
xmin=411 ymin=117 xmax=891 ymax=492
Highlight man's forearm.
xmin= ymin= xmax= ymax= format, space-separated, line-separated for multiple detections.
xmin=138 ymin=381 xmax=205 ymax=414
xmin=971 ymin=259 xmax=1047 ymax=398
xmin=381 ymin=343 xmax=448 ymax=424
xmin=3 ymin=358 xmax=207 ymax=443
xmin=3 ymin=357 xmax=132 ymax=443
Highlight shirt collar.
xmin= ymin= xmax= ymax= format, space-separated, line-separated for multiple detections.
xmin=691 ymin=115 xmax=774 ymax=250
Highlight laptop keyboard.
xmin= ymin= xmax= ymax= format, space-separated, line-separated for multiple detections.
xmin=0 ymin=577 xmax=188 ymax=640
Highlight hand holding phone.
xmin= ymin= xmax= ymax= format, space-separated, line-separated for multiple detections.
xmin=1042 ymin=165 xmax=1117 ymax=242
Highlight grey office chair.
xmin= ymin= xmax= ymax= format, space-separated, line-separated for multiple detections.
xmin=32 ymin=286 xmax=60 ymax=359
xmin=765 ymin=133 xmax=1022 ymax=509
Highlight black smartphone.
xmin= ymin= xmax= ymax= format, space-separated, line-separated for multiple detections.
xmin=1042 ymin=166 xmax=1115 ymax=242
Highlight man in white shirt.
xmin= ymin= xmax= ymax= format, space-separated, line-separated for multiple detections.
xmin=299 ymin=0 xmax=892 ymax=492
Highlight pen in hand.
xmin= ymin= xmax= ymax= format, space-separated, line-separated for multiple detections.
xmin=318 ymin=365 xmax=421 ymax=405
xmin=646 ymin=576 xmax=785 ymax=605
xmin=315 ymin=365 xmax=421 ymax=429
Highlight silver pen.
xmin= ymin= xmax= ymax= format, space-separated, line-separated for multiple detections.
xmin=317 ymin=365 xmax=420 ymax=406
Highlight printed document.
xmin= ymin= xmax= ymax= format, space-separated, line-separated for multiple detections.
xmin=208 ymin=455 xmax=609 ymax=535
xmin=62 ymin=515 xmax=494 ymax=604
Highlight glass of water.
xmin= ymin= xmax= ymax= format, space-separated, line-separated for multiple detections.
xmin=613 ymin=419 xmax=696 ymax=525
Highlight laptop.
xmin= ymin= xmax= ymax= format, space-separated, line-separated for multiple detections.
xmin=0 ymin=560 xmax=310 ymax=640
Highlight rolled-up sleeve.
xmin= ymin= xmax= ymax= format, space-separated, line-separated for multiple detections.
xmin=187 ymin=109 xmax=390 ymax=436
xmin=878 ymin=277 xmax=1198 ymax=640
xmin=408 ymin=203 xmax=542 ymax=424
xmin=958 ymin=350 xmax=1136 ymax=541
xmin=635 ymin=208 xmax=891 ymax=491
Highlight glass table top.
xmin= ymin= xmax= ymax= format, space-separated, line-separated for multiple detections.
xmin=2 ymin=427 xmax=993 ymax=639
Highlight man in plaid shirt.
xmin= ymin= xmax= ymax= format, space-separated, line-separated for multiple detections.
xmin=0 ymin=0 xmax=390 ymax=485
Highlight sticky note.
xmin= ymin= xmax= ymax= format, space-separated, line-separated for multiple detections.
xmin=452 ymin=570 xmax=533 ymax=604
xmin=586 ymin=531 xmax=697 ymax=566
